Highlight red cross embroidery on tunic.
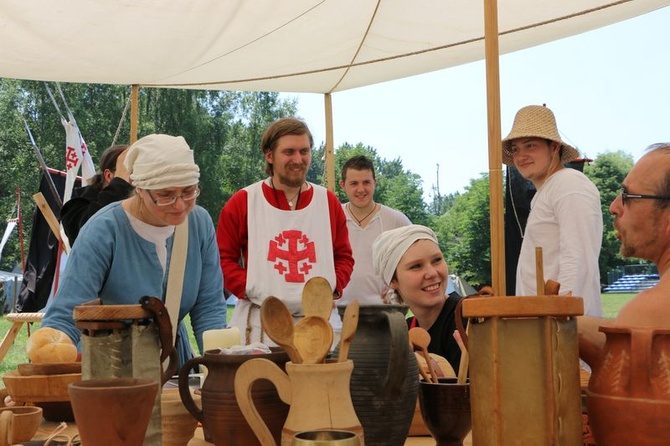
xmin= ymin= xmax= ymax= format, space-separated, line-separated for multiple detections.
xmin=267 ymin=230 xmax=316 ymax=283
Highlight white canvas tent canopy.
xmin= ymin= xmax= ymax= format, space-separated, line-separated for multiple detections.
xmin=1 ymin=1 xmax=666 ymax=93
xmin=1 ymin=0 xmax=668 ymax=293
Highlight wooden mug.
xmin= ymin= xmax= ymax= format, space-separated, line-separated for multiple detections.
xmin=0 ymin=410 xmax=13 ymax=446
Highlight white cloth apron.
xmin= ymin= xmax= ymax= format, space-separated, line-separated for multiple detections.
xmin=231 ymin=181 xmax=336 ymax=344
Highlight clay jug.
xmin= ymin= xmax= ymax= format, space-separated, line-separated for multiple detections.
xmin=179 ymin=348 xmax=290 ymax=446
xmin=68 ymin=378 xmax=158 ymax=446
xmin=580 ymin=323 xmax=670 ymax=446
xmin=334 ymin=304 xmax=418 ymax=446
xmin=235 ymin=359 xmax=364 ymax=446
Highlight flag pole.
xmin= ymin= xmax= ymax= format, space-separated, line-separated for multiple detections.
xmin=16 ymin=187 xmax=25 ymax=272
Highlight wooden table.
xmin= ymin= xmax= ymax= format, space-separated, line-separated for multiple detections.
xmin=186 ymin=428 xmax=471 ymax=445
xmin=33 ymin=421 xmax=472 ymax=445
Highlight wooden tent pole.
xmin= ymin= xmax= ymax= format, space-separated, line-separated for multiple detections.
xmin=323 ymin=93 xmax=335 ymax=191
xmin=484 ymin=0 xmax=506 ymax=296
xmin=130 ymin=84 xmax=139 ymax=143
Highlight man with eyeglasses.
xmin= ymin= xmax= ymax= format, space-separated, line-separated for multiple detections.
xmin=502 ymin=105 xmax=603 ymax=316
xmin=579 ymin=142 xmax=670 ymax=352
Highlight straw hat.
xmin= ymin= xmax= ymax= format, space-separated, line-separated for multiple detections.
xmin=501 ymin=105 xmax=579 ymax=165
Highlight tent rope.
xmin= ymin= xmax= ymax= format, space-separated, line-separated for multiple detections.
xmin=112 ymin=92 xmax=131 ymax=146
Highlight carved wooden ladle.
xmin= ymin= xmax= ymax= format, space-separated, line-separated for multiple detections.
xmin=293 ymin=316 xmax=333 ymax=364
xmin=337 ymin=300 xmax=359 ymax=362
xmin=409 ymin=327 xmax=439 ymax=383
xmin=302 ymin=276 xmax=334 ymax=321
xmin=260 ymin=296 xmax=303 ymax=364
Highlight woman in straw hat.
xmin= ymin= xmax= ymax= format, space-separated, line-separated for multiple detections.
xmin=39 ymin=134 xmax=226 ymax=366
xmin=503 ymin=104 xmax=603 ymax=316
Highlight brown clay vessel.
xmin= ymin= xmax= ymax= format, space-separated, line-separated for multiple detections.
xmin=580 ymin=322 xmax=670 ymax=446
xmin=179 ymin=348 xmax=290 ymax=446
xmin=68 ymin=378 xmax=158 ymax=446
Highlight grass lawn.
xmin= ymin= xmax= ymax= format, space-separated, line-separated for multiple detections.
xmin=0 ymin=295 xmax=633 ymax=389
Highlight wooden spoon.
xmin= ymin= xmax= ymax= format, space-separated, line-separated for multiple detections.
xmin=302 ymin=276 xmax=334 ymax=320
xmin=414 ymin=352 xmax=433 ymax=382
xmin=337 ymin=300 xmax=359 ymax=362
xmin=260 ymin=296 xmax=303 ymax=364
xmin=409 ymin=327 xmax=439 ymax=383
xmin=293 ymin=316 xmax=333 ymax=364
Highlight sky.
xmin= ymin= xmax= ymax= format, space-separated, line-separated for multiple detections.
xmin=282 ymin=6 xmax=670 ymax=202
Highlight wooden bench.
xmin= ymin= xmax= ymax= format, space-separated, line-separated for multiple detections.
xmin=0 ymin=312 xmax=43 ymax=364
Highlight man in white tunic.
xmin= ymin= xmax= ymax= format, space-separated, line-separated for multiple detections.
xmin=502 ymin=105 xmax=603 ymax=316
xmin=339 ymin=155 xmax=411 ymax=306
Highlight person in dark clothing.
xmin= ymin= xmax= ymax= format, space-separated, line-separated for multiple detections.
xmin=61 ymin=144 xmax=133 ymax=244
xmin=372 ymin=224 xmax=467 ymax=373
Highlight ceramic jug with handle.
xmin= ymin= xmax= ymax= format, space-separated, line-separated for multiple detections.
xmin=580 ymin=322 xmax=670 ymax=446
xmin=179 ymin=348 xmax=290 ymax=446
xmin=235 ymin=358 xmax=364 ymax=446
xmin=334 ymin=304 xmax=418 ymax=446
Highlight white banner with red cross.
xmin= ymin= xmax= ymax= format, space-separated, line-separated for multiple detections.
xmin=62 ymin=118 xmax=95 ymax=204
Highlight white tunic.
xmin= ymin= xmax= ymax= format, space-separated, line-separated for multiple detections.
xmin=231 ymin=180 xmax=336 ymax=344
xmin=516 ymin=168 xmax=603 ymax=316
xmin=340 ymin=204 xmax=411 ymax=306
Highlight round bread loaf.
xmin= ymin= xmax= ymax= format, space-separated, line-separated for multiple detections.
xmin=26 ymin=327 xmax=78 ymax=363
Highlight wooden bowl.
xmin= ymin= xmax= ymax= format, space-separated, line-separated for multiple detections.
xmin=2 ymin=370 xmax=80 ymax=421
xmin=17 ymin=362 xmax=81 ymax=376
xmin=0 ymin=406 xmax=43 ymax=442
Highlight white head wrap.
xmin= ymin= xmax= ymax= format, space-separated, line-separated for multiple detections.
xmin=372 ymin=224 xmax=440 ymax=286
xmin=124 ymin=134 xmax=200 ymax=190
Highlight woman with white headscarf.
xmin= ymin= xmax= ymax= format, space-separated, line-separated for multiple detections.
xmin=372 ymin=224 xmax=467 ymax=372
xmin=40 ymin=134 xmax=226 ymax=366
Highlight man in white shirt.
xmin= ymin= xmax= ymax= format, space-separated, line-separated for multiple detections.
xmin=339 ymin=155 xmax=411 ymax=307
xmin=502 ymin=105 xmax=603 ymax=316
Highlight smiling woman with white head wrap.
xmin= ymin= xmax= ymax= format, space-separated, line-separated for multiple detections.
xmin=372 ymin=224 xmax=467 ymax=372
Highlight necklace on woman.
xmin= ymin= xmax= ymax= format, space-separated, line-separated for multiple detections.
xmin=348 ymin=202 xmax=378 ymax=226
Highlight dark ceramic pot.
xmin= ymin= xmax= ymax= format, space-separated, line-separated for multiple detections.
xmin=334 ymin=304 xmax=418 ymax=446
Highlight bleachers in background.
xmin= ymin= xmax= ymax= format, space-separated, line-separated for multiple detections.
xmin=603 ymin=274 xmax=660 ymax=293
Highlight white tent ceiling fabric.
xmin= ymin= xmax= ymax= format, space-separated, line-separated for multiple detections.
xmin=1 ymin=0 xmax=668 ymax=93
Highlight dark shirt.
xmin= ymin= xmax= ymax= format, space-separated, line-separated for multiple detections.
xmin=61 ymin=177 xmax=133 ymax=244
xmin=406 ymin=291 xmax=467 ymax=372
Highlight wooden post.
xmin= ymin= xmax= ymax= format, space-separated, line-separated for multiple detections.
xmin=130 ymin=84 xmax=139 ymax=143
xmin=484 ymin=0 xmax=506 ymax=295
xmin=535 ymin=247 xmax=545 ymax=295
xmin=324 ymin=93 xmax=335 ymax=192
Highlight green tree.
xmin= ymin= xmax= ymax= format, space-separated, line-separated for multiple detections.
xmin=0 ymin=80 xmax=299 ymax=269
xmin=435 ymin=174 xmax=492 ymax=288
xmin=333 ymin=143 xmax=429 ymax=224
xmin=584 ymin=151 xmax=638 ymax=281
